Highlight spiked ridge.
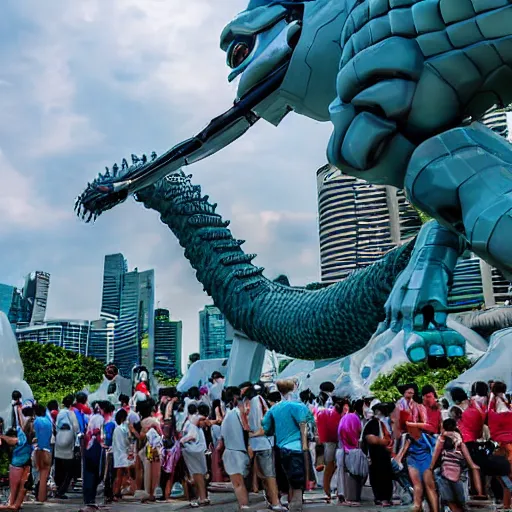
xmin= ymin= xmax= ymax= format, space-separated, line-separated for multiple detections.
xmin=75 ymin=152 xmax=158 ymax=222
xmin=134 ymin=172 xmax=416 ymax=359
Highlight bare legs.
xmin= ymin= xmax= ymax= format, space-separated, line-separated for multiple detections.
xmin=264 ymin=477 xmax=281 ymax=507
xmin=192 ymin=473 xmax=208 ymax=503
xmin=231 ymin=473 xmax=249 ymax=508
xmin=0 ymin=466 xmax=30 ymax=511
xmin=288 ymin=489 xmax=303 ymax=512
xmin=323 ymin=460 xmax=335 ymax=500
xmin=164 ymin=472 xmax=175 ymax=501
xmin=113 ymin=468 xmax=135 ymax=499
xmin=34 ymin=450 xmax=52 ymax=503
xmin=408 ymin=467 xmax=423 ymax=512
xmin=423 ymin=469 xmax=439 ymax=512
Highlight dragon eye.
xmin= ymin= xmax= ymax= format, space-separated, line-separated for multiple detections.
xmin=229 ymin=42 xmax=250 ymax=68
xmin=228 ymin=38 xmax=254 ymax=69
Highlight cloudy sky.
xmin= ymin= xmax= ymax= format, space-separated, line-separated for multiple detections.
xmin=0 ymin=0 xmax=334 ymax=370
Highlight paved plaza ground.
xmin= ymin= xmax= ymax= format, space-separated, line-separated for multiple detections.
xmin=15 ymin=486 xmax=502 ymax=512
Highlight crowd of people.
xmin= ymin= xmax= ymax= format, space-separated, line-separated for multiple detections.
xmin=1 ymin=371 xmax=512 ymax=512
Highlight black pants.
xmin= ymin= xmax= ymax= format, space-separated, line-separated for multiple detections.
xmin=369 ymin=456 xmax=393 ymax=502
xmin=83 ymin=442 xmax=103 ymax=505
xmin=103 ymin=452 xmax=114 ymax=501
xmin=54 ymin=458 xmax=74 ymax=497
xmin=279 ymin=448 xmax=310 ymax=491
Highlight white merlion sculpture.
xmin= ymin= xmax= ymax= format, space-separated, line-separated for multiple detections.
xmin=0 ymin=312 xmax=32 ymax=424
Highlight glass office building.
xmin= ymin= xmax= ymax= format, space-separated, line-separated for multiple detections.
xmin=16 ymin=319 xmax=90 ymax=356
xmin=113 ymin=269 xmax=154 ymax=377
xmin=87 ymin=317 xmax=116 ymax=364
xmin=22 ymin=271 xmax=50 ymax=325
xmin=101 ymin=254 xmax=127 ymax=318
xmin=154 ymin=309 xmax=182 ymax=377
xmin=199 ymin=305 xmax=227 ymax=359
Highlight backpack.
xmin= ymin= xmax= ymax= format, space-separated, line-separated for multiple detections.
xmin=440 ymin=437 xmax=464 ymax=482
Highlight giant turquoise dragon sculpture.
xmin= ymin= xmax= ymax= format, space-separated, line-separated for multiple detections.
xmin=76 ymin=0 xmax=512 ymax=363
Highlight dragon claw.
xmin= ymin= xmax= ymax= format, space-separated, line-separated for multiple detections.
xmin=405 ymin=329 xmax=466 ymax=363
xmin=75 ymin=150 xmax=158 ymax=222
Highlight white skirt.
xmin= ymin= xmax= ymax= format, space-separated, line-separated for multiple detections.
xmin=183 ymin=449 xmax=207 ymax=475
xmin=223 ymin=449 xmax=250 ymax=477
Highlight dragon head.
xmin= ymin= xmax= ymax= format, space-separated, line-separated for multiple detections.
xmin=76 ymin=0 xmax=345 ymax=222
xmin=221 ymin=0 xmax=346 ymax=124
xmin=220 ymin=0 xmax=303 ymax=123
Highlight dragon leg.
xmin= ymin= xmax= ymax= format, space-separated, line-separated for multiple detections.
xmin=379 ymin=220 xmax=466 ymax=362
xmin=405 ymin=122 xmax=512 ymax=281
xmin=135 ymin=173 xmax=414 ymax=360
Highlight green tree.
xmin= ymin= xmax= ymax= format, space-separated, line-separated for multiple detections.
xmin=278 ymin=359 xmax=292 ymax=373
xmin=19 ymin=342 xmax=105 ymax=405
xmin=154 ymin=371 xmax=180 ymax=387
xmin=370 ymin=357 xmax=473 ymax=402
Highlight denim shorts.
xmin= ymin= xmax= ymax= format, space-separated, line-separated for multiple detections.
xmin=323 ymin=442 xmax=337 ymax=464
xmin=436 ymin=474 xmax=465 ymax=505
xmin=255 ymin=449 xmax=276 ymax=478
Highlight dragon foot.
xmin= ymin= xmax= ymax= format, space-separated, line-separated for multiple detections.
xmin=378 ymin=220 xmax=467 ymax=363
xmin=405 ymin=329 xmax=465 ymax=363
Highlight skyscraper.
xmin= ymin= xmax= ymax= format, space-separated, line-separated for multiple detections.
xmin=199 ymin=305 xmax=227 ymax=359
xmin=480 ymin=107 xmax=512 ymax=304
xmin=0 ymin=284 xmax=14 ymax=319
xmin=22 ymin=271 xmax=50 ymax=325
xmin=87 ymin=318 xmax=116 ymax=363
xmin=101 ymin=254 xmax=127 ymax=318
xmin=481 ymin=107 xmax=509 ymax=138
xmin=113 ymin=268 xmax=155 ymax=377
xmin=154 ymin=309 xmax=182 ymax=377
xmin=317 ymin=165 xmax=418 ymax=283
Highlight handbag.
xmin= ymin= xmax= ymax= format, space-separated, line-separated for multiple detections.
xmin=345 ymin=448 xmax=369 ymax=479
xmin=346 ymin=422 xmax=370 ymax=479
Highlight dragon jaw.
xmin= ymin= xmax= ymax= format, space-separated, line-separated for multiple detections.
xmin=75 ymin=1 xmax=309 ymax=222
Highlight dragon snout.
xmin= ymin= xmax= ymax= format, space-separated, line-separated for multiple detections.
xmin=75 ymin=151 xmax=157 ymax=223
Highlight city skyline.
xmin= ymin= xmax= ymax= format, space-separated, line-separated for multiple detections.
xmin=1 ymin=2 xmax=511 ymax=367
xmin=0 ymin=254 xmax=214 ymax=374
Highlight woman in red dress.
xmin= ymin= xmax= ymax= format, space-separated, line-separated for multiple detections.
xmin=488 ymin=382 xmax=512 ymax=509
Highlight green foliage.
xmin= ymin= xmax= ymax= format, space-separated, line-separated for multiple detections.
xmin=278 ymin=358 xmax=292 ymax=373
xmin=370 ymin=357 xmax=473 ymax=402
xmin=141 ymin=333 xmax=149 ymax=350
xmin=19 ymin=342 xmax=105 ymax=406
xmin=154 ymin=371 xmax=180 ymax=387
xmin=0 ymin=451 xmax=9 ymax=478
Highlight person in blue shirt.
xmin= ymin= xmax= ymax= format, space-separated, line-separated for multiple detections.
xmin=0 ymin=408 xmax=34 ymax=511
xmin=34 ymin=404 xmax=53 ymax=503
xmin=262 ymin=379 xmax=314 ymax=512
xmin=103 ymin=402 xmax=117 ymax=504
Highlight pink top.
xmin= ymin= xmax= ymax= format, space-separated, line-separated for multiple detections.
xmin=488 ymin=397 xmax=512 ymax=443
xmin=338 ymin=412 xmax=361 ymax=451
xmin=458 ymin=399 xmax=487 ymax=443
xmin=315 ymin=408 xmax=342 ymax=444
xmin=423 ymin=405 xmax=442 ymax=435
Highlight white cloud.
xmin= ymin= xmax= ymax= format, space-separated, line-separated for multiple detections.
xmin=0 ymin=0 xmax=332 ymax=370
xmin=0 ymin=149 xmax=69 ymax=233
